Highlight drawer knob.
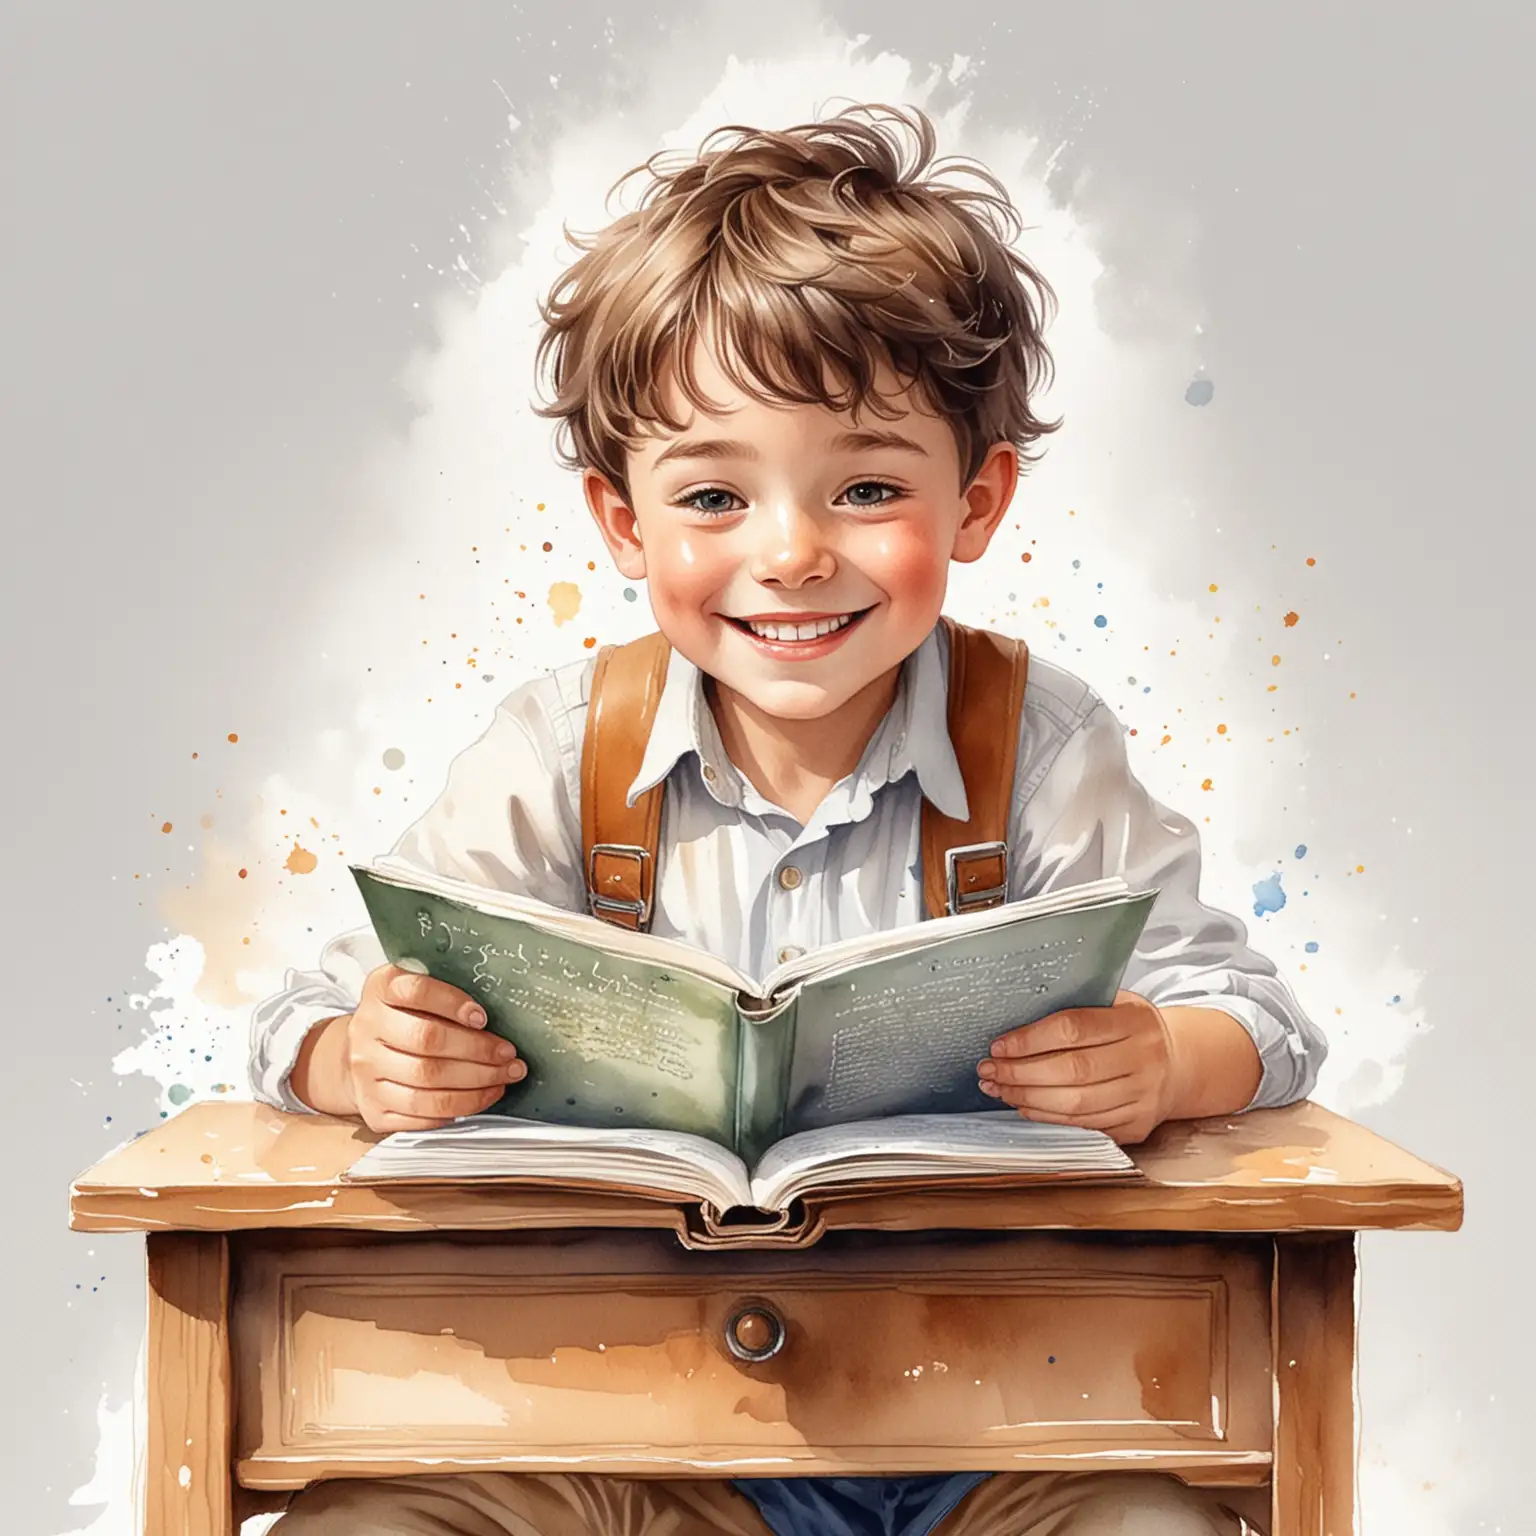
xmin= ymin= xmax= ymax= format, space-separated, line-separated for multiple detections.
xmin=724 ymin=1300 xmax=785 ymax=1362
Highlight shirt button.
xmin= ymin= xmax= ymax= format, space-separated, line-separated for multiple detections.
xmin=777 ymin=865 xmax=803 ymax=890
xmin=777 ymin=945 xmax=804 ymax=964
xmin=701 ymin=763 xmax=717 ymax=783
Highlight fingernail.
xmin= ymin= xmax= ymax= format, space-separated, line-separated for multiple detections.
xmin=978 ymin=1080 xmax=1000 ymax=1097
xmin=976 ymin=1060 xmax=995 ymax=1079
xmin=506 ymin=1061 xmax=527 ymax=1081
xmin=462 ymin=1005 xmax=488 ymax=1028
xmin=495 ymin=1040 xmax=519 ymax=1061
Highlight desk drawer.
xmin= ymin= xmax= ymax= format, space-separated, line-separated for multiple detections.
xmin=232 ymin=1231 xmax=1273 ymax=1484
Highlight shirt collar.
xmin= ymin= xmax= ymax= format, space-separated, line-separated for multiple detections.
xmin=624 ymin=623 xmax=970 ymax=821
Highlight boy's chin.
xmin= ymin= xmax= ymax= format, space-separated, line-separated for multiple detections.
xmin=717 ymin=674 xmax=885 ymax=724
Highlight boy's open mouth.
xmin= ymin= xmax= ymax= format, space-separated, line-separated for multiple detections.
xmin=724 ymin=607 xmax=874 ymax=645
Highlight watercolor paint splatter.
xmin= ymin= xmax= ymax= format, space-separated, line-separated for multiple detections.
xmin=1252 ymin=872 xmax=1287 ymax=917
xmin=547 ymin=580 xmax=582 ymax=626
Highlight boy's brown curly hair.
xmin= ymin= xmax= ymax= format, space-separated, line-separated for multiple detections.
xmin=535 ymin=103 xmax=1061 ymax=498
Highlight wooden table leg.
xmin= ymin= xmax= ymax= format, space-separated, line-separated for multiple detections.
xmin=1272 ymin=1235 xmax=1357 ymax=1536
xmin=147 ymin=1233 xmax=234 ymax=1536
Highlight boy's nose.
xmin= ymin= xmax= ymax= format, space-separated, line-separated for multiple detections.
xmin=750 ymin=504 xmax=836 ymax=588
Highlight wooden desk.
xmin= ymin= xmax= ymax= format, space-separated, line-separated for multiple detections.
xmin=70 ymin=1100 xmax=1460 ymax=1536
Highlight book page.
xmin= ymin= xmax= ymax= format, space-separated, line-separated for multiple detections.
xmin=778 ymin=894 xmax=1157 ymax=1134
xmin=760 ymin=876 xmax=1131 ymax=994
xmin=749 ymin=1112 xmax=1134 ymax=1209
xmin=364 ymin=858 xmax=757 ymax=994
xmin=354 ymin=867 xmax=749 ymax=1148
xmin=347 ymin=1116 xmax=754 ymax=1210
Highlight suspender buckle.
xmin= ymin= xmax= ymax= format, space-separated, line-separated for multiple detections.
xmin=587 ymin=842 xmax=654 ymax=928
xmin=945 ymin=841 xmax=1009 ymax=916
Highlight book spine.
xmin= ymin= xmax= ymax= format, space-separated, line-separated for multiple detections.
xmin=734 ymin=992 xmax=798 ymax=1167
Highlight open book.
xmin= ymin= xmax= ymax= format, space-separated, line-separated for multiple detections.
xmin=345 ymin=1110 xmax=1137 ymax=1227
xmin=352 ymin=859 xmax=1157 ymax=1165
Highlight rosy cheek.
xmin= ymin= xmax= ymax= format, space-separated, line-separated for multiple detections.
xmin=643 ymin=529 xmax=732 ymax=624
xmin=859 ymin=523 xmax=950 ymax=607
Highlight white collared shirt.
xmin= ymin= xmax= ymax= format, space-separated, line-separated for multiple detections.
xmin=250 ymin=623 xmax=1326 ymax=1112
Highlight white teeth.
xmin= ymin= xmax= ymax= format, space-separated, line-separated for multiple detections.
xmin=743 ymin=613 xmax=855 ymax=641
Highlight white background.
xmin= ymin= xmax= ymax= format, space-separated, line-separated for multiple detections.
xmin=2 ymin=3 xmax=1529 ymax=1531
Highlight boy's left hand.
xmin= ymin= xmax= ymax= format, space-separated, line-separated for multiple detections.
xmin=978 ymin=990 xmax=1177 ymax=1145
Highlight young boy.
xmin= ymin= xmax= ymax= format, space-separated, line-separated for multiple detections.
xmin=252 ymin=105 xmax=1324 ymax=1536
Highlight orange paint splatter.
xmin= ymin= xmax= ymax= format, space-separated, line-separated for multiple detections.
xmin=1216 ymin=724 xmax=1228 ymax=735
xmin=547 ymin=581 xmax=583 ymax=627
xmin=1021 ymin=552 xmax=1032 ymax=563
xmin=1271 ymin=654 xmax=1282 ymax=666
xmin=536 ymin=502 xmax=546 ymax=511
xmin=284 ymin=844 xmax=318 ymax=876
xmin=227 ymin=732 xmax=239 ymax=743
xmin=1208 ymin=583 xmax=1219 ymax=593
xmin=1201 ymin=778 xmax=1214 ymax=791
xmin=1306 ymin=557 xmax=1316 ymax=566
xmin=160 ymin=822 xmax=173 ymax=834
xmin=582 ymin=636 xmax=597 ymax=649
xmin=1284 ymin=611 xmax=1300 ymax=627
xmin=237 ymin=868 xmax=248 ymax=879
xmin=541 ymin=541 xmax=553 ymax=553
xmin=1160 ymin=734 xmax=1172 ymax=745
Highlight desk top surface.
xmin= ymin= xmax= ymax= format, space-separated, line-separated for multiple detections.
xmin=69 ymin=1100 xmax=1461 ymax=1243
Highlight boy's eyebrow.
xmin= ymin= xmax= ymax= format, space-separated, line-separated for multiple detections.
xmin=652 ymin=437 xmax=761 ymax=467
xmin=653 ymin=428 xmax=929 ymax=468
xmin=830 ymin=428 xmax=929 ymax=456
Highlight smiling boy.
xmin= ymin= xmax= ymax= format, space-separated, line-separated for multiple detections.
xmin=255 ymin=105 xmax=1322 ymax=1535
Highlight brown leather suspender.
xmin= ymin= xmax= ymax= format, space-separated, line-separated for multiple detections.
xmin=578 ymin=629 xmax=671 ymax=931
xmin=919 ymin=619 xmax=1030 ymax=921
xmin=580 ymin=618 xmax=1030 ymax=928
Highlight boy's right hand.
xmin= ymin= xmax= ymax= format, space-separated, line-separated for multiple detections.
xmin=290 ymin=963 xmax=526 ymax=1131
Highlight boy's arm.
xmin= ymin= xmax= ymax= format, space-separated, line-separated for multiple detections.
xmin=1000 ymin=695 xmax=1327 ymax=1121
xmin=249 ymin=669 xmax=591 ymax=1113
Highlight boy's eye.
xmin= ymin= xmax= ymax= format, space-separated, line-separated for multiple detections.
xmin=840 ymin=480 xmax=902 ymax=507
xmin=678 ymin=487 xmax=742 ymax=515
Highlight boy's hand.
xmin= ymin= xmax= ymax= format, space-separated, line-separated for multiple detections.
xmin=977 ymin=990 xmax=1264 ymax=1145
xmin=291 ymin=964 xmax=526 ymax=1132
xmin=978 ymin=990 xmax=1177 ymax=1145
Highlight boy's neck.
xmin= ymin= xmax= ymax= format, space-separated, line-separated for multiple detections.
xmin=706 ymin=665 xmax=903 ymax=826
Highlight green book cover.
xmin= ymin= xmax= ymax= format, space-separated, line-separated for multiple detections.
xmin=351 ymin=862 xmax=1155 ymax=1165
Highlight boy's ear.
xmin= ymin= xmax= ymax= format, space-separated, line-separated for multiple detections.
xmin=951 ymin=442 xmax=1020 ymax=564
xmin=583 ymin=469 xmax=647 ymax=580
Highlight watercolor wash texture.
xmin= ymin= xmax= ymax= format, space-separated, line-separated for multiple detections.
xmin=74 ymin=22 xmax=1455 ymax=1536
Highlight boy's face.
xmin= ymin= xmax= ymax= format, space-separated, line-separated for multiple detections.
xmin=585 ymin=345 xmax=1017 ymax=724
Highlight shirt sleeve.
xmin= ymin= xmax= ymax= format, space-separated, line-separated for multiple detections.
xmin=1010 ymin=697 xmax=1328 ymax=1110
xmin=246 ymin=669 xmax=589 ymax=1112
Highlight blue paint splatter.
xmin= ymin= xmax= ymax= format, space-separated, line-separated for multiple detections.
xmin=1391 ymin=994 xmax=1401 ymax=1004
xmin=1294 ymin=844 xmax=1308 ymax=859
xmin=1252 ymin=873 xmax=1287 ymax=917
xmin=622 ymin=586 xmax=638 ymax=602
xmin=1142 ymin=686 xmax=1151 ymax=694
xmin=1094 ymin=615 xmax=1108 ymax=628
xmin=1304 ymin=941 xmax=1319 ymax=953
xmin=1186 ymin=378 xmax=1215 ymax=406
